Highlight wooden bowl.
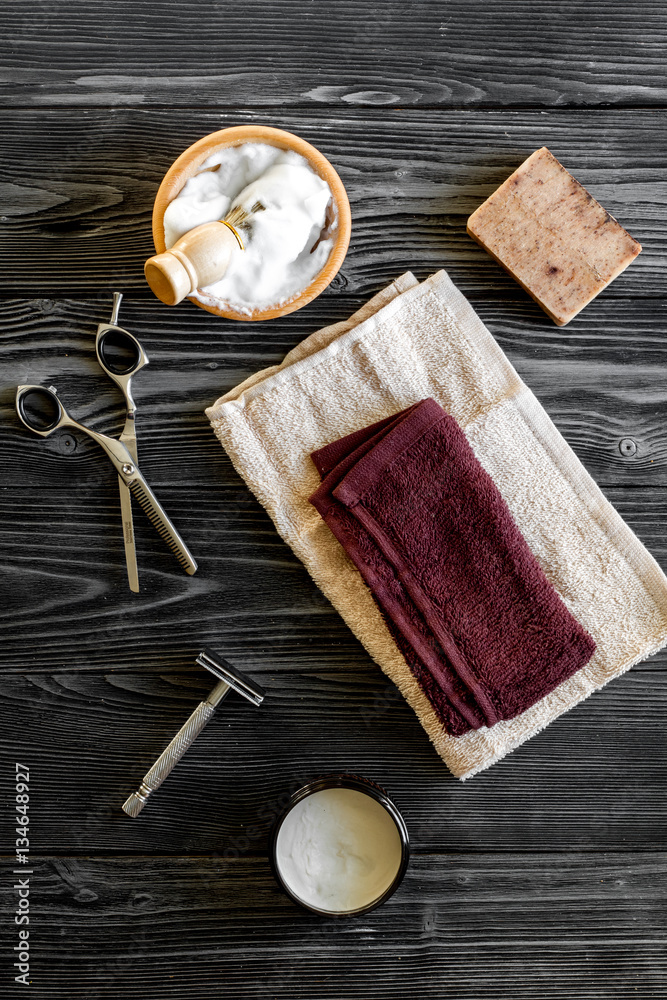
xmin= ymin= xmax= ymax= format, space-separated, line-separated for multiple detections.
xmin=150 ymin=125 xmax=351 ymax=321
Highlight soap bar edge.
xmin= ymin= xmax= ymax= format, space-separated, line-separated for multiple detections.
xmin=466 ymin=220 xmax=571 ymax=326
xmin=466 ymin=146 xmax=642 ymax=325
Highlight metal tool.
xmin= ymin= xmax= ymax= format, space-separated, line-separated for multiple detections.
xmin=122 ymin=649 xmax=265 ymax=817
xmin=15 ymin=297 xmax=197 ymax=581
xmin=95 ymin=292 xmax=148 ymax=592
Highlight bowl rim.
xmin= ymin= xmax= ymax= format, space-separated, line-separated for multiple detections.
xmin=268 ymin=772 xmax=410 ymax=917
xmin=151 ymin=125 xmax=351 ymax=322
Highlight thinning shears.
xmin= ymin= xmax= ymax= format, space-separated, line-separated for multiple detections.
xmin=16 ymin=293 xmax=197 ymax=590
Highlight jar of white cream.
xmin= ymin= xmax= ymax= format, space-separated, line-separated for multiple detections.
xmin=148 ymin=126 xmax=351 ymax=322
xmin=269 ymin=774 xmax=409 ymax=916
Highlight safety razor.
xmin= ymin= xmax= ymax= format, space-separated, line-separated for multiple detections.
xmin=122 ymin=648 xmax=265 ymax=817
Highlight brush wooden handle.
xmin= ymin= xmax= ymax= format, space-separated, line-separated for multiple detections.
xmin=144 ymin=221 xmax=240 ymax=306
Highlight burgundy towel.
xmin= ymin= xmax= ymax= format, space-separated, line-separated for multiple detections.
xmin=309 ymin=399 xmax=596 ymax=737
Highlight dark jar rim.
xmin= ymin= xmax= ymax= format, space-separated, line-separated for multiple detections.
xmin=268 ymin=772 xmax=410 ymax=917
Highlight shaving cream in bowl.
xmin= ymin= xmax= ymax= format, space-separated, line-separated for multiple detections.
xmin=149 ymin=126 xmax=351 ymax=322
xmin=269 ymin=774 xmax=409 ymax=916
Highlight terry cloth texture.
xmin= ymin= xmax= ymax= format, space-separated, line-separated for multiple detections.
xmin=309 ymin=398 xmax=596 ymax=737
xmin=206 ymin=270 xmax=667 ymax=779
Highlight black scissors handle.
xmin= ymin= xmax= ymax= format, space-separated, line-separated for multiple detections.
xmin=97 ymin=327 xmax=142 ymax=375
xmin=16 ymin=385 xmax=65 ymax=436
xmin=96 ymin=323 xmax=148 ymax=379
xmin=95 ymin=294 xmax=148 ymax=430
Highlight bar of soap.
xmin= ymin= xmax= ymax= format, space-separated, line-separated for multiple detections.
xmin=467 ymin=147 xmax=641 ymax=325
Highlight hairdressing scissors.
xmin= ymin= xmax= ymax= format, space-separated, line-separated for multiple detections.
xmin=15 ymin=293 xmax=197 ymax=590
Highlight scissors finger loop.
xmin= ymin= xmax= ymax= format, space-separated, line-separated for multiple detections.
xmin=96 ymin=326 xmax=145 ymax=376
xmin=16 ymin=385 xmax=63 ymax=435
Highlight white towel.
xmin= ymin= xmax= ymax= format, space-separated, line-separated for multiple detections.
xmin=206 ymin=271 xmax=667 ymax=779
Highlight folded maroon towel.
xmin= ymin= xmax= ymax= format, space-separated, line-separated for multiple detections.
xmin=309 ymin=399 xmax=596 ymax=737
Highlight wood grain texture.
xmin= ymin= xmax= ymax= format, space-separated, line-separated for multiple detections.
xmin=3 ymin=295 xmax=667 ymax=496
xmin=2 ymin=0 xmax=667 ymax=109
xmin=2 ymin=3 xmax=667 ymax=995
xmin=1 ymin=662 xmax=667 ymax=854
xmin=2 ymin=286 xmax=666 ymax=684
xmin=1 ymin=855 xmax=665 ymax=999
xmin=1 ymin=477 xmax=667 ymax=668
xmin=0 ymin=109 xmax=663 ymax=297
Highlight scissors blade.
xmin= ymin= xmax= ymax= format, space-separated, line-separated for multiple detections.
xmin=118 ymin=475 xmax=139 ymax=592
xmin=117 ymin=423 xmax=139 ymax=592
xmin=125 ymin=472 xmax=197 ymax=576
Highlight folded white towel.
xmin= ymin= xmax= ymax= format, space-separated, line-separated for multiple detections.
xmin=206 ymin=271 xmax=667 ymax=778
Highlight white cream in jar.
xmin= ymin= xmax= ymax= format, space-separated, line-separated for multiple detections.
xmin=162 ymin=143 xmax=334 ymax=315
xmin=273 ymin=785 xmax=405 ymax=914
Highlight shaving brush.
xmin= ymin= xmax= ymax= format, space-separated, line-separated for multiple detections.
xmin=144 ymin=201 xmax=265 ymax=306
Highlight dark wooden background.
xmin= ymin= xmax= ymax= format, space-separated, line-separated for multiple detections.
xmin=1 ymin=2 xmax=666 ymax=997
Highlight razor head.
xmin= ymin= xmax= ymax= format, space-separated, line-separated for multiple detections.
xmin=196 ymin=648 xmax=265 ymax=707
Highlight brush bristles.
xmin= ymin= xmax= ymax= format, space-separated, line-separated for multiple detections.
xmin=223 ymin=200 xmax=265 ymax=228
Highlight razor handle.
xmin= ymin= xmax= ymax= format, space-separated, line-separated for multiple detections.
xmin=122 ymin=680 xmax=232 ymax=817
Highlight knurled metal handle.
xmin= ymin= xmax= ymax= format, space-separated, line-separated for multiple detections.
xmin=122 ymin=700 xmax=215 ymax=817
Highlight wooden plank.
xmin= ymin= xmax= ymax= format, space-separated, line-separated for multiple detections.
xmin=4 ymin=855 xmax=666 ymax=998
xmin=2 ymin=656 xmax=666 ymax=854
xmin=2 ymin=275 xmax=667 ymax=671
xmin=1 ymin=4 xmax=665 ymax=997
xmin=2 ymin=1 xmax=667 ymax=108
xmin=0 ymin=108 xmax=663 ymax=298
xmin=3 ymin=290 xmax=667 ymax=676
xmin=1 ymin=431 xmax=666 ymax=664
xmin=4 ymin=293 xmax=666 ymax=489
